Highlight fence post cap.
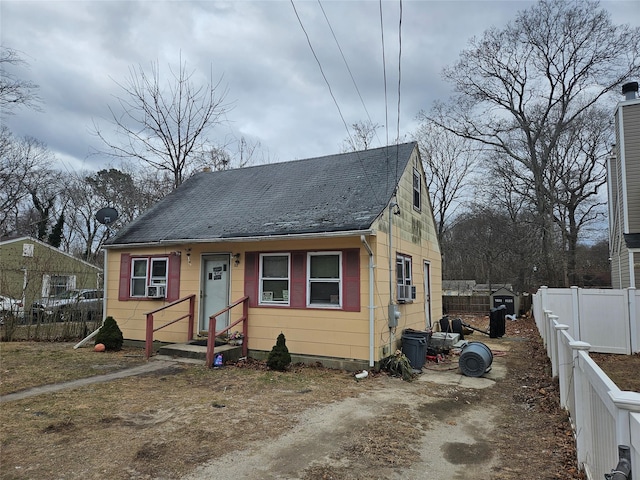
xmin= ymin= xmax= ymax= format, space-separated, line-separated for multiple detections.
xmin=608 ymin=390 xmax=640 ymax=412
xmin=569 ymin=341 xmax=591 ymax=351
xmin=549 ymin=314 xmax=559 ymax=320
xmin=554 ymin=323 xmax=569 ymax=330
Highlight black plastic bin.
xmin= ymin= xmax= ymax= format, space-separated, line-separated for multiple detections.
xmin=489 ymin=305 xmax=506 ymax=338
xmin=401 ymin=333 xmax=427 ymax=370
xmin=402 ymin=328 xmax=432 ymax=343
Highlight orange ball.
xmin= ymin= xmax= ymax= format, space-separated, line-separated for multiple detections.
xmin=94 ymin=343 xmax=106 ymax=352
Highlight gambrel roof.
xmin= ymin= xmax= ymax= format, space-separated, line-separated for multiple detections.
xmin=107 ymin=142 xmax=418 ymax=246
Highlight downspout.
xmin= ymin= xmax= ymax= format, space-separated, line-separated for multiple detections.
xmin=388 ymin=200 xmax=399 ymax=354
xmin=361 ymin=236 xmax=375 ymax=368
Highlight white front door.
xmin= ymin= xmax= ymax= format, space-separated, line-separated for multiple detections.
xmin=200 ymin=255 xmax=230 ymax=334
xmin=424 ymin=261 xmax=432 ymax=328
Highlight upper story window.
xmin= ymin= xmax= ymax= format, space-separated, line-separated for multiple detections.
xmin=307 ymin=252 xmax=342 ymax=307
xmin=396 ymin=253 xmax=415 ymax=303
xmin=259 ymin=253 xmax=290 ymax=304
xmin=413 ymin=168 xmax=421 ymax=211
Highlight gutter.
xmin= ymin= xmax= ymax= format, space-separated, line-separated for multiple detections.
xmin=361 ymin=235 xmax=375 ymax=368
xmin=103 ymin=229 xmax=376 ymax=249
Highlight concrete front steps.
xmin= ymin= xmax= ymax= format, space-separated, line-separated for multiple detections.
xmin=155 ymin=341 xmax=244 ymax=365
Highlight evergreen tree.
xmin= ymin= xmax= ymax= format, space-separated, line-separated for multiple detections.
xmin=94 ymin=316 xmax=124 ymax=351
xmin=266 ymin=332 xmax=291 ymax=371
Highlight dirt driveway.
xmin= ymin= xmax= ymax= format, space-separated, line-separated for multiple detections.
xmin=185 ymin=354 xmax=507 ymax=480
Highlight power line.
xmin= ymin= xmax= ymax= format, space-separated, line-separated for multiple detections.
xmin=290 ymin=0 xmax=383 ymax=205
xmin=395 ymin=0 xmax=403 ymax=184
xmin=379 ymin=0 xmax=389 ymax=150
xmin=317 ymin=0 xmax=379 ymax=147
xmin=290 ymin=0 xmax=352 ymax=142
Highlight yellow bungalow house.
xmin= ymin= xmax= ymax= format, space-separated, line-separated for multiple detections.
xmin=103 ymin=142 xmax=442 ymax=370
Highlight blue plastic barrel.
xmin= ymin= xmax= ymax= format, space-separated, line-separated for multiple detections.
xmin=459 ymin=341 xmax=493 ymax=377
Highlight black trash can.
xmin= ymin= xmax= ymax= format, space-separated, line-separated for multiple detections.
xmin=402 ymin=328 xmax=432 ymax=344
xmin=489 ymin=306 xmax=506 ymax=338
xmin=401 ymin=333 xmax=427 ymax=370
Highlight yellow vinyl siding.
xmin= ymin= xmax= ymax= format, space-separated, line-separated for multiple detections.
xmin=104 ymin=146 xmax=443 ymax=364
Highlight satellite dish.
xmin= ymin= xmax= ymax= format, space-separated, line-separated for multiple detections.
xmin=95 ymin=207 xmax=119 ymax=225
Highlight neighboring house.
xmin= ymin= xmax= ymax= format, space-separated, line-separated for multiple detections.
xmin=0 ymin=236 xmax=103 ymax=312
xmin=608 ymin=81 xmax=640 ymax=288
xmin=442 ymin=280 xmax=476 ymax=296
xmin=473 ymin=283 xmax=514 ymax=295
xmin=442 ymin=281 xmax=516 ymax=315
xmin=103 ymin=142 xmax=442 ymax=370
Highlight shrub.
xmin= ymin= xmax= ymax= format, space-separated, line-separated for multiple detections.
xmin=266 ymin=332 xmax=291 ymax=371
xmin=94 ymin=316 xmax=124 ymax=351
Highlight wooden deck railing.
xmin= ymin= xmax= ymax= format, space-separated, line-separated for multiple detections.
xmin=144 ymin=294 xmax=196 ymax=359
xmin=206 ymin=296 xmax=249 ymax=367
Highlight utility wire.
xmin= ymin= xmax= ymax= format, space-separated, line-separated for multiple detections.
xmin=395 ymin=0 xmax=403 ymax=184
xmin=317 ymin=0 xmax=382 ymax=149
xmin=379 ymin=0 xmax=389 ymax=150
xmin=290 ymin=0 xmax=383 ymax=204
xmin=290 ymin=0 xmax=352 ymax=143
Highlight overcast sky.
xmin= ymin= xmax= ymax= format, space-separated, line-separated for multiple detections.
xmin=2 ymin=0 xmax=639 ymax=173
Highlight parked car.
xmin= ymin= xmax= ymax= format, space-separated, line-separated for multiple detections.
xmin=0 ymin=295 xmax=24 ymax=324
xmin=31 ymin=289 xmax=103 ymax=322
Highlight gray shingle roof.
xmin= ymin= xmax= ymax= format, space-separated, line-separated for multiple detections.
xmin=107 ymin=142 xmax=417 ymax=246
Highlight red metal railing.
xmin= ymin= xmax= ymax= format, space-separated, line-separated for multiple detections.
xmin=144 ymin=295 xmax=196 ymax=359
xmin=205 ymin=296 xmax=249 ymax=367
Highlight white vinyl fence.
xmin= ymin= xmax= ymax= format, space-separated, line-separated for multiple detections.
xmin=533 ymin=287 xmax=640 ymax=480
xmin=534 ymin=286 xmax=639 ymax=354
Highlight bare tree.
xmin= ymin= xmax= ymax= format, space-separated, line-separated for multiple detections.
xmin=548 ymin=107 xmax=610 ymax=285
xmin=341 ymin=120 xmax=381 ymax=152
xmin=95 ymin=58 xmax=231 ymax=189
xmin=0 ymin=129 xmax=55 ymax=236
xmin=427 ymin=0 xmax=640 ymax=286
xmin=0 ymin=47 xmax=40 ymax=115
xmin=195 ymin=136 xmax=259 ymax=172
xmin=412 ymin=120 xmax=478 ymax=243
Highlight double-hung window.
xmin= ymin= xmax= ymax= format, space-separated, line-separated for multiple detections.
xmin=259 ymin=253 xmax=290 ymax=304
xmin=396 ymin=254 xmax=415 ymax=302
xmin=413 ymin=168 xmax=421 ymax=211
xmin=308 ymin=252 xmax=341 ymax=307
xmin=130 ymin=257 xmax=168 ymax=297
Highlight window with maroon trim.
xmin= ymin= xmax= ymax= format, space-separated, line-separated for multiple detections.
xmin=259 ymin=253 xmax=290 ymax=305
xmin=118 ymin=253 xmax=181 ymax=301
xmin=130 ymin=257 xmax=168 ymax=297
xmin=307 ymin=252 xmax=341 ymax=308
xmin=245 ymin=249 xmax=359 ymax=312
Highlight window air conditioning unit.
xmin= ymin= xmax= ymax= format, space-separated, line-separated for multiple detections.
xmin=146 ymin=285 xmax=166 ymax=298
xmin=397 ymin=285 xmax=417 ymax=303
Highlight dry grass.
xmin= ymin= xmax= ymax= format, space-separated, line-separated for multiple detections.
xmin=0 ymin=342 xmax=147 ymax=395
xmin=0 ymin=347 xmax=376 ymax=480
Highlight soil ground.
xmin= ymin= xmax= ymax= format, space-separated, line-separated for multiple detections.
xmin=1 ymin=315 xmax=638 ymax=479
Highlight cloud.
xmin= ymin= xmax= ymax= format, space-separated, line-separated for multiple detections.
xmin=2 ymin=0 xmax=637 ymax=170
